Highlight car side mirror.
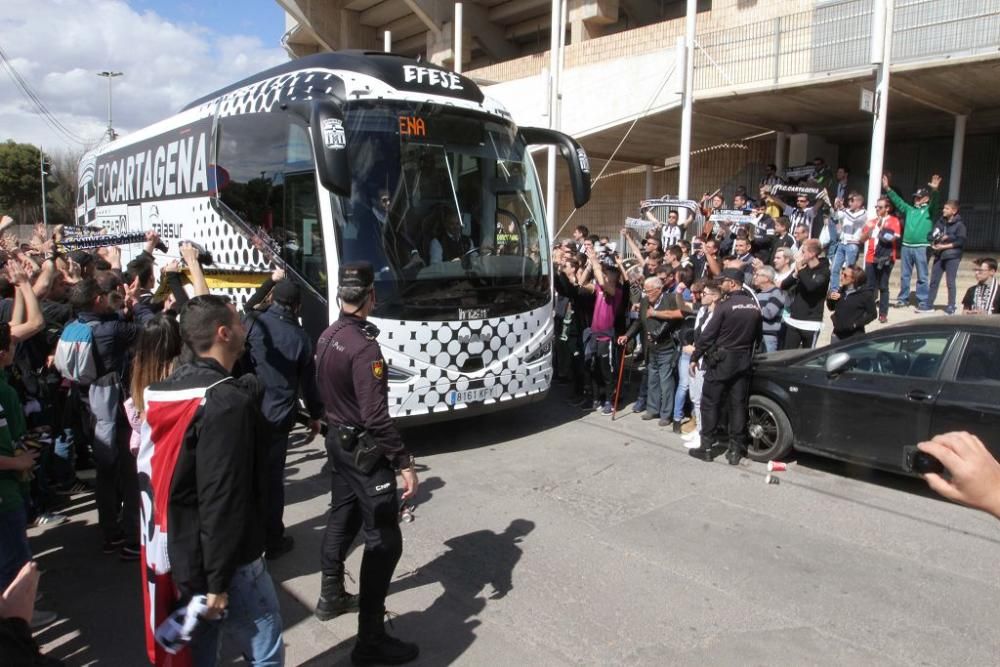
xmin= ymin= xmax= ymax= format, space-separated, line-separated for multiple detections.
xmin=825 ymin=351 xmax=854 ymax=376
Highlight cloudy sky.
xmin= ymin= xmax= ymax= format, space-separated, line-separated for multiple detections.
xmin=0 ymin=0 xmax=288 ymax=154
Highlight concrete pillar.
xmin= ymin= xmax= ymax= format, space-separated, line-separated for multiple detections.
xmin=454 ymin=3 xmax=463 ymax=73
xmin=546 ymin=0 xmax=564 ymax=236
xmin=678 ymin=0 xmax=696 ymax=206
xmin=949 ymin=114 xmax=967 ymax=201
xmin=569 ymin=0 xmax=617 ymax=43
xmin=866 ymin=0 xmax=893 ymax=218
xmin=384 ymin=30 xmax=391 ymax=52
xmin=775 ymin=131 xmax=787 ymax=173
xmin=339 ymin=9 xmax=377 ymax=51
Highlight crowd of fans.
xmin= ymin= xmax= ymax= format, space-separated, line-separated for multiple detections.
xmin=551 ymin=160 xmax=995 ymax=434
xmin=0 ymin=157 xmax=996 ymax=662
xmin=0 ymin=215 xmax=321 ymax=664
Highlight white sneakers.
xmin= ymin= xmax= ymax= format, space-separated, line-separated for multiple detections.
xmin=681 ymin=430 xmax=701 ymax=448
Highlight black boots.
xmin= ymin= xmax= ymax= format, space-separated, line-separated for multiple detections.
xmin=350 ymin=610 xmax=419 ymax=665
xmin=725 ymin=448 xmax=742 ymax=465
xmin=688 ymin=439 xmax=717 ymax=462
xmin=315 ymin=571 xmax=360 ymax=621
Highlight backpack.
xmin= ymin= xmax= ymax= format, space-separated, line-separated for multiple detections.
xmin=54 ymin=319 xmax=101 ymax=385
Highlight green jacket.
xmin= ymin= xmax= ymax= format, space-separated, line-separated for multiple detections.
xmin=886 ymin=188 xmax=940 ymax=248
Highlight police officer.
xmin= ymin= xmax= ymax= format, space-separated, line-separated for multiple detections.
xmin=688 ymin=268 xmax=762 ymax=465
xmin=314 ymin=261 xmax=419 ymax=665
xmin=244 ymin=277 xmax=324 ymax=559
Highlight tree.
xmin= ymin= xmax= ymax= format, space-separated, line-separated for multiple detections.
xmin=48 ymin=148 xmax=85 ymax=226
xmin=0 ymin=140 xmax=53 ymax=224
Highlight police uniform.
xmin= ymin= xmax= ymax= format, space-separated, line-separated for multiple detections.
xmin=313 ymin=262 xmax=419 ymax=665
xmin=690 ymin=268 xmax=762 ymax=465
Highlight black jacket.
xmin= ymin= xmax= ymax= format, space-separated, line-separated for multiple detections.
xmin=77 ymin=311 xmax=139 ymax=380
xmin=160 ymin=358 xmax=268 ymax=597
xmin=315 ymin=314 xmax=409 ymax=469
xmin=827 ymin=287 xmax=877 ymax=339
xmin=692 ymin=291 xmax=762 ymax=364
xmin=781 ymin=259 xmax=831 ymax=323
xmin=931 ymin=215 xmax=966 ymax=261
xmin=245 ymin=303 xmax=323 ymax=430
xmin=622 ymin=292 xmax=685 ymax=352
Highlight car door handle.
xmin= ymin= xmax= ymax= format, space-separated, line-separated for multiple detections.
xmin=907 ymin=389 xmax=932 ymax=401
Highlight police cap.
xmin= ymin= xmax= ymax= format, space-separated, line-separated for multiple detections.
xmin=272 ymin=279 xmax=301 ymax=307
xmin=339 ymin=261 xmax=375 ymax=289
xmin=720 ymin=268 xmax=744 ymax=285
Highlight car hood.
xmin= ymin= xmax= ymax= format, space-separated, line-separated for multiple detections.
xmin=753 ymin=349 xmax=814 ymax=368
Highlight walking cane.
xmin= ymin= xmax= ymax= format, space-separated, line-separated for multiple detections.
xmin=611 ymin=342 xmax=628 ymax=420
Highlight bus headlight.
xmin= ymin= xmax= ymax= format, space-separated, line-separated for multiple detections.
xmin=524 ymin=340 xmax=552 ymax=364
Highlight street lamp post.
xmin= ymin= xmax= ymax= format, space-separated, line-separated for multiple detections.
xmin=39 ymin=147 xmax=48 ymax=227
xmin=97 ymin=71 xmax=123 ymax=141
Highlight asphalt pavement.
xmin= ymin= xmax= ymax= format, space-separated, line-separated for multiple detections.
xmin=33 ymin=379 xmax=1000 ymax=666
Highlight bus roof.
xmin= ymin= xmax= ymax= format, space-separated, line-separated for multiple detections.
xmin=182 ymin=51 xmax=486 ymax=111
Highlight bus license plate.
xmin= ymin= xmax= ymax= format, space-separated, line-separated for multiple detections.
xmin=446 ymin=387 xmax=500 ymax=406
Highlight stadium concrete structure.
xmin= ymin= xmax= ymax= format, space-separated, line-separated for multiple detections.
xmin=276 ymin=0 xmax=1000 ymax=248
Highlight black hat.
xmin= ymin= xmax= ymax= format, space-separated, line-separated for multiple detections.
xmin=720 ymin=268 xmax=744 ymax=285
xmin=338 ymin=261 xmax=374 ymax=289
xmin=68 ymin=249 xmax=93 ymax=267
xmin=271 ymin=279 xmax=301 ymax=307
xmin=913 ymin=187 xmax=931 ymax=199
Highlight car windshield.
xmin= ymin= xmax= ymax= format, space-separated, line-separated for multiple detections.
xmin=332 ymin=100 xmax=549 ymax=320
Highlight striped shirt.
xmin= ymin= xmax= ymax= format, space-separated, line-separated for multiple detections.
xmin=756 ymin=286 xmax=786 ymax=336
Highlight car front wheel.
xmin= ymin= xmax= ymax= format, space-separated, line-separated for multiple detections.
xmin=747 ymin=395 xmax=794 ymax=462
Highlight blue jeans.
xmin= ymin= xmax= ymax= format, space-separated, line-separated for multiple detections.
xmin=673 ymin=350 xmax=691 ymax=421
xmin=866 ymin=260 xmax=894 ymax=317
xmin=829 ymin=244 xmax=860 ymax=292
xmin=928 ymin=255 xmax=961 ymax=311
xmin=635 ymin=367 xmax=648 ymax=405
xmin=0 ymin=505 xmax=31 ymax=592
xmin=762 ymin=334 xmax=780 ymax=353
xmin=897 ymin=246 xmax=929 ymax=307
xmin=191 ymin=558 xmax=284 ymax=667
xmin=645 ymin=346 xmax=677 ymax=419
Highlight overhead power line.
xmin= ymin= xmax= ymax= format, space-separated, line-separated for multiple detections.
xmin=0 ymin=39 xmax=97 ymax=146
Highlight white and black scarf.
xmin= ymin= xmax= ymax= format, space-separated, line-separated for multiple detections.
xmin=973 ymin=277 xmax=999 ymax=314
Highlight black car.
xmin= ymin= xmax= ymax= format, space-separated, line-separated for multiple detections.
xmin=746 ymin=316 xmax=1000 ymax=473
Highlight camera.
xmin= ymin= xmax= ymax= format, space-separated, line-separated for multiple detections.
xmin=902 ymin=445 xmax=944 ymax=475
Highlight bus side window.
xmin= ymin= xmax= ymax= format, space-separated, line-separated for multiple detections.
xmin=217 ymin=114 xmax=327 ymax=295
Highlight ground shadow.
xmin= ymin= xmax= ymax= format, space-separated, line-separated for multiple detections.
xmin=792 ymin=451 xmax=940 ymax=500
xmin=402 ymin=387 xmax=589 ymax=457
xmin=298 ymin=519 xmax=536 ymax=666
xmin=29 ymin=513 xmax=145 ymax=665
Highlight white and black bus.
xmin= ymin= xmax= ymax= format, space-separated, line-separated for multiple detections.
xmin=76 ymin=51 xmax=591 ymax=423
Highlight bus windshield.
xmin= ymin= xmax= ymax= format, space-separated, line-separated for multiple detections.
xmin=334 ymin=101 xmax=550 ymax=321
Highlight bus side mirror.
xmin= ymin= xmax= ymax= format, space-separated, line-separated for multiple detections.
xmin=283 ymin=100 xmax=352 ymax=197
xmin=519 ymin=127 xmax=592 ymax=209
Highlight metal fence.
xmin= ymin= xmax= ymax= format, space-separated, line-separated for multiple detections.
xmin=693 ymin=0 xmax=1000 ymax=92
xmin=893 ymin=0 xmax=1000 ymax=63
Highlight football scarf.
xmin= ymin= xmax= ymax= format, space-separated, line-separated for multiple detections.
xmin=137 ymin=379 xmax=229 ymax=665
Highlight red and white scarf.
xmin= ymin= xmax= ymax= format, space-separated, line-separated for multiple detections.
xmin=137 ymin=379 xmax=229 ymax=666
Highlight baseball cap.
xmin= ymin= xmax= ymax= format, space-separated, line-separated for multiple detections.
xmin=913 ymin=187 xmax=931 ymax=198
xmin=338 ymin=261 xmax=375 ymax=289
xmin=271 ymin=279 xmax=301 ymax=307
xmin=720 ymin=268 xmax=745 ymax=285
